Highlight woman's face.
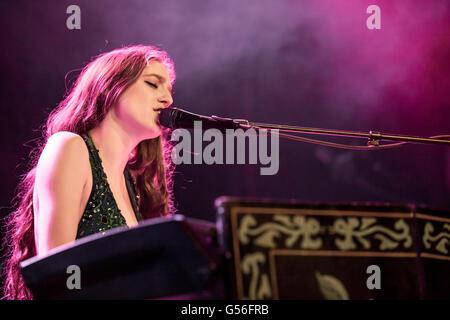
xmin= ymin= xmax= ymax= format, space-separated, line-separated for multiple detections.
xmin=113 ymin=60 xmax=173 ymax=139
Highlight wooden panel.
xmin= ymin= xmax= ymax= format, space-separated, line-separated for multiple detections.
xmin=215 ymin=197 xmax=450 ymax=299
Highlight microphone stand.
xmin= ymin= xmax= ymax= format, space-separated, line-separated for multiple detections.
xmin=162 ymin=108 xmax=449 ymax=149
xmin=230 ymin=119 xmax=450 ymax=148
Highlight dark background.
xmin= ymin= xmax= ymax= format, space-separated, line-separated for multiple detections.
xmin=1 ymin=0 xmax=449 ymax=291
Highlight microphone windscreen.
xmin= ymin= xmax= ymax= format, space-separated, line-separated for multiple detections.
xmin=158 ymin=107 xmax=177 ymax=129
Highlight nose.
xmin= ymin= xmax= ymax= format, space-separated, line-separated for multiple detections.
xmin=158 ymin=88 xmax=173 ymax=108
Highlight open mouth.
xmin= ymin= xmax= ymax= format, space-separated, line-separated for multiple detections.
xmin=154 ymin=108 xmax=162 ymax=126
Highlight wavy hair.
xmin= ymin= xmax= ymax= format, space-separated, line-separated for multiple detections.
xmin=1 ymin=45 xmax=177 ymax=299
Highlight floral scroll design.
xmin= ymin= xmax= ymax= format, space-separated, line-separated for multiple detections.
xmin=236 ymin=214 xmax=413 ymax=299
xmin=331 ymin=217 xmax=412 ymax=251
xmin=241 ymin=253 xmax=272 ymax=299
xmin=238 ymin=214 xmax=322 ymax=249
xmin=315 ymin=271 xmax=350 ymax=300
xmin=238 ymin=214 xmax=322 ymax=299
xmin=423 ymin=222 xmax=450 ymax=255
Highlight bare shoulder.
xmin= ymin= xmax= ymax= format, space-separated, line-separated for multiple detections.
xmin=46 ymin=131 xmax=86 ymax=151
xmin=44 ymin=131 xmax=88 ymax=160
xmin=34 ymin=131 xmax=91 ymax=253
xmin=37 ymin=131 xmax=90 ymax=182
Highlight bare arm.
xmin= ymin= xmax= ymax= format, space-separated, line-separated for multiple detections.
xmin=34 ymin=132 xmax=89 ymax=256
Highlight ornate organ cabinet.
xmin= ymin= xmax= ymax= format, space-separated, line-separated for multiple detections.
xmin=215 ymin=197 xmax=450 ymax=300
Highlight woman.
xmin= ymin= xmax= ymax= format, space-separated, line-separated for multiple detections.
xmin=1 ymin=44 xmax=177 ymax=299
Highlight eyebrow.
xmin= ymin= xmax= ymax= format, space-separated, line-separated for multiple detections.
xmin=143 ymin=73 xmax=173 ymax=92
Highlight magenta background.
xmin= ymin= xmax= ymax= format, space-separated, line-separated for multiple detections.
xmin=0 ymin=0 xmax=449 ymax=291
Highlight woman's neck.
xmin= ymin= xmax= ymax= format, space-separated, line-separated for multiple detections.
xmin=88 ymin=114 xmax=140 ymax=182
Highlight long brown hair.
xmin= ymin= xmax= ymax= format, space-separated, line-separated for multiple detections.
xmin=1 ymin=45 xmax=177 ymax=299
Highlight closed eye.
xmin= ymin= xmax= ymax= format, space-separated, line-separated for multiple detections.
xmin=144 ymin=81 xmax=158 ymax=89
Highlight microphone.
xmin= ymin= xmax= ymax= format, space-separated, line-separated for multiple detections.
xmin=158 ymin=107 xmax=249 ymax=132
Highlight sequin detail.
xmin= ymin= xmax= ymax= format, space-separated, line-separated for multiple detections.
xmin=76 ymin=133 xmax=142 ymax=239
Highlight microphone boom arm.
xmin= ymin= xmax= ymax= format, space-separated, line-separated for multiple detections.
xmin=159 ymin=107 xmax=450 ymax=147
xmin=243 ymin=121 xmax=450 ymax=147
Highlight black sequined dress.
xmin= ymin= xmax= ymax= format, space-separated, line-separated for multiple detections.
xmin=76 ymin=133 xmax=142 ymax=239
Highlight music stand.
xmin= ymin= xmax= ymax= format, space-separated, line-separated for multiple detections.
xmin=21 ymin=215 xmax=224 ymax=299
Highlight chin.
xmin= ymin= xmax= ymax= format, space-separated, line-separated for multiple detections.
xmin=135 ymin=118 xmax=161 ymax=138
xmin=143 ymin=126 xmax=162 ymax=140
